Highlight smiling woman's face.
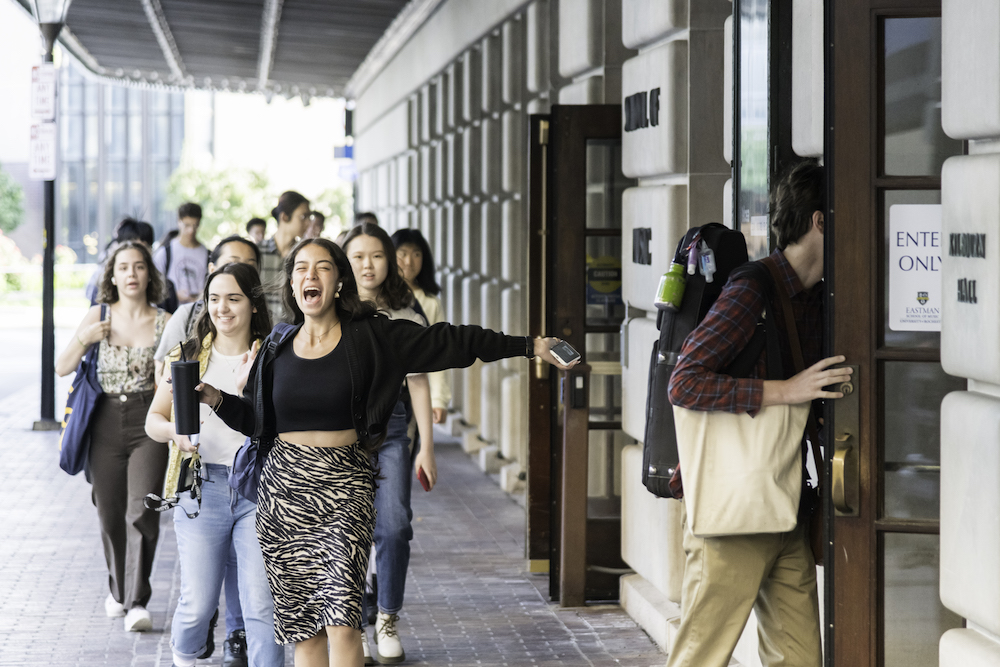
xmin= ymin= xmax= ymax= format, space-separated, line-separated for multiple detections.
xmin=291 ymin=243 xmax=340 ymax=317
xmin=207 ymin=273 xmax=253 ymax=339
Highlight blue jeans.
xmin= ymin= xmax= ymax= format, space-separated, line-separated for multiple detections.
xmin=224 ymin=544 xmax=244 ymax=634
xmin=171 ymin=464 xmax=283 ymax=667
xmin=364 ymin=400 xmax=414 ymax=623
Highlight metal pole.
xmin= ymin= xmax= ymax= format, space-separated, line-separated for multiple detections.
xmin=34 ymin=22 xmax=62 ymax=431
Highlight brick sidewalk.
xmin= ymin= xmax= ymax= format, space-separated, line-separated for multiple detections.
xmin=0 ymin=384 xmax=663 ymax=666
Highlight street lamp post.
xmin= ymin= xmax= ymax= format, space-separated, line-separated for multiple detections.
xmin=31 ymin=0 xmax=72 ymax=431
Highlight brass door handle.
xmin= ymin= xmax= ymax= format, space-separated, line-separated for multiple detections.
xmin=832 ymin=435 xmax=854 ymax=514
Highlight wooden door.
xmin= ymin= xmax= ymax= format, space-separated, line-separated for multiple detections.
xmin=526 ymin=105 xmax=635 ymax=602
xmin=829 ymin=2 xmax=966 ymax=665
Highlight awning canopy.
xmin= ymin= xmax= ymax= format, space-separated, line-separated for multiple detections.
xmin=13 ymin=0 xmax=438 ymax=102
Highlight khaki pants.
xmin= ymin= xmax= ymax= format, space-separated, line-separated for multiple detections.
xmin=666 ymin=502 xmax=821 ymax=667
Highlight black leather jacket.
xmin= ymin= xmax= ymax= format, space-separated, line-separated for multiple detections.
xmin=215 ymin=314 xmax=530 ymax=450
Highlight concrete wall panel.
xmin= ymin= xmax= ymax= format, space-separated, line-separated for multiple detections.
xmin=940 ymin=391 xmax=1000 ymax=634
xmin=433 ymin=206 xmax=446 ymax=270
xmin=481 ymin=201 xmax=501 ymax=278
xmin=941 ymin=155 xmax=1000 ymax=384
xmin=420 ymin=84 xmax=434 ymax=144
xmin=501 ymin=199 xmax=525 ymax=283
xmin=445 ymin=133 xmax=461 ymax=199
xmin=503 ymin=16 xmax=525 ymax=105
xmin=622 ymin=315 xmax=658 ymax=441
xmin=445 ymin=204 xmax=462 ymax=269
xmin=559 ymin=0 xmax=602 ymax=78
xmin=621 ymin=0 xmax=686 ymax=50
xmin=420 ymin=145 xmax=433 ymax=204
xmin=622 ymin=185 xmax=687 ymax=310
xmin=500 ymin=372 xmax=527 ymax=462
xmin=792 ymin=0 xmax=824 ymax=157
xmin=445 ymin=62 xmax=462 ymax=131
xmin=354 ymin=102 xmax=409 ymax=172
xmin=480 ymin=361 xmax=501 ymax=444
xmin=501 ymin=285 xmax=524 ymax=372
xmin=376 ymin=163 xmax=390 ymax=210
xmin=621 ymin=41 xmax=688 ymax=178
xmin=940 ymin=629 xmax=1000 ymax=667
xmin=462 ymin=47 xmax=483 ymax=124
xmin=482 ymin=31 xmax=503 ymax=114
xmin=526 ymin=0 xmax=549 ymax=94
xmin=433 ymin=140 xmax=444 ymax=202
xmin=622 ymin=444 xmax=685 ymax=602
xmin=461 ymin=124 xmax=482 ymax=198
xmin=462 ymin=202 xmax=482 ymax=274
xmin=481 ymin=116 xmax=502 ymax=194
xmin=942 ymin=0 xmax=1000 ymax=140
xmin=559 ymin=76 xmax=604 ymax=104
xmin=502 ymin=110 xmax=523 ymax=193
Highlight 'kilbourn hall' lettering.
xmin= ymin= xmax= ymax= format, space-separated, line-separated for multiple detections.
xmin=949 ymin=233 xmax=986 ymax=258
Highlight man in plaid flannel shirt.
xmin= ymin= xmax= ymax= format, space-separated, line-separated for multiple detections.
xmin=665 ymin=161 xmax=852 ymax=667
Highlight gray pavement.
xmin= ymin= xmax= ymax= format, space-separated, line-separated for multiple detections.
xmin=0 ymin=381 xmax=663 ymax=666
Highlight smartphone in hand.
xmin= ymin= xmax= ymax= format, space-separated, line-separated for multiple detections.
xmin=417 ymin=468 xmax=431 ymax=492
xmin=549 ymin=341 xmax=581 ymax=366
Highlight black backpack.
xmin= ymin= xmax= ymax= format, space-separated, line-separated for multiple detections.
xmin=641 ymin=223 xmax=779 ymax=499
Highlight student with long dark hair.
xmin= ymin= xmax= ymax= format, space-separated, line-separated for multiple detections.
xmin=343 ymin=223 xmax=433 ymax=662
xmin=391 ymin=228 xmax=451 ymax=424
xmin=145 ymin=263 xmax=281 ymax=667
xmin=56 ymin=241 xmax=170 ymax=633
xmin=195 ymin=237 xmax=574 ymax=667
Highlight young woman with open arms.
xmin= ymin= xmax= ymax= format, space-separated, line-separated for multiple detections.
xmin=144 ymin=263 xmax=283 ymax=667
xmin=195 ymin=237 xmax=574 ymax=667
xmin=56 ymin=241 xmax=170 ymax=633
xmin=343 ymin=223 xmax=435 ymax=663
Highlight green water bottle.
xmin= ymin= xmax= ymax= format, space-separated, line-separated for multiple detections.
xmin=655 ymin=262 xmax=686 ymax=311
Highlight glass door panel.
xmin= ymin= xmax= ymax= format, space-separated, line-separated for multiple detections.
xmin=882 ymin=533 xmax=964 ymax=667
xmin=882 ymin=18 xmax=963 ymax=177
xmin=881 ymin=361 xmax=964 ymax=520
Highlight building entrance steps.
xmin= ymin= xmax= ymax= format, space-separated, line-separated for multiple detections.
xmin=0 ymin=384 xmax=663 ymax=666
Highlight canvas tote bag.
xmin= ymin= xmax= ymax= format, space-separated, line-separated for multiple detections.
xmin=672 ymin=258 xmax=812 ymax=538
xmin=673 ymin=400 xmax=810 ymax=537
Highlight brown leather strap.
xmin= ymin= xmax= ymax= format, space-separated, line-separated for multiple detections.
xmin=762 ymin=258 xmax=825 ymax=476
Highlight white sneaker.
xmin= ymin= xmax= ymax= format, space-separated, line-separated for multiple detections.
xmin=374 ymin=612 xmax=405 ymax=664
xmin=124 ymin=606 xmax=152 ymax=632
xmin=362 ymin=630 xmax=375 ymax=666
xmin=104 ymin=594 xmax=125 ymax=618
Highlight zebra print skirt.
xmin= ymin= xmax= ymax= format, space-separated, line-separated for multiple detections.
xmin=256 ymin=437 xmax=376 ymax=644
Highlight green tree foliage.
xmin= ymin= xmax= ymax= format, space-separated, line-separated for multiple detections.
xmin=310 ymin=184 xmax=354 ymax=236
xmin=165 ymin=164 xmax=276 ymax=247
xmin=0 ymin=164 xmax=25 ymax=235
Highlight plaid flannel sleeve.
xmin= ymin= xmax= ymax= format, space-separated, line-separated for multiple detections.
xmin=668 ymin=277 xmax=767 ymax=416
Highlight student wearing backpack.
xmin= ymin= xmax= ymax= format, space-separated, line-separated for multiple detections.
xmin=151 ymin=234 xmax=262 ymax=666
xmin=666 ymin=161 xmax=852 ymax=667
xmin=154 ymin=203 xmax=209 ymax=305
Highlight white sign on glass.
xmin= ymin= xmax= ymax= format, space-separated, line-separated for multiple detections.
xmin=29 ymin=123 xmax=57 ymax=181
xmin=31 ymin=64 xmax=56 ymax=121
xmin=888 ymin=204 xmax=942 ymax=331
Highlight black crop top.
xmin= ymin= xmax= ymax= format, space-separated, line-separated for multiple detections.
xmin=272 ymin=341 xmax=355 ymax=432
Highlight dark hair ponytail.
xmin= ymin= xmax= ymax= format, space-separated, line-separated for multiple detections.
xmin=272 ymin=191 xmax=309 ymax=224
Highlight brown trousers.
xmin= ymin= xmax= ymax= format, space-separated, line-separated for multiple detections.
xmin=88 ymin=391 xmax=168 ymax=609
xmin=666 ymin=502 xmax=822 ymax=667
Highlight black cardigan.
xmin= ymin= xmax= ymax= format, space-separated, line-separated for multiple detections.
xmin=215 ymin=314 xmax=531 ymax=448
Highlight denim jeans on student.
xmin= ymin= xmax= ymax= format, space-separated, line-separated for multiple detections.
xmin=171 ymin=464 xmax=283 ymax=667
xmin=363 ymin=399 xmax=414 ymax=623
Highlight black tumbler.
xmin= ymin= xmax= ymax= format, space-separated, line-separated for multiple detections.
xmin=171 ymin=359 xmax=201 ymax=436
